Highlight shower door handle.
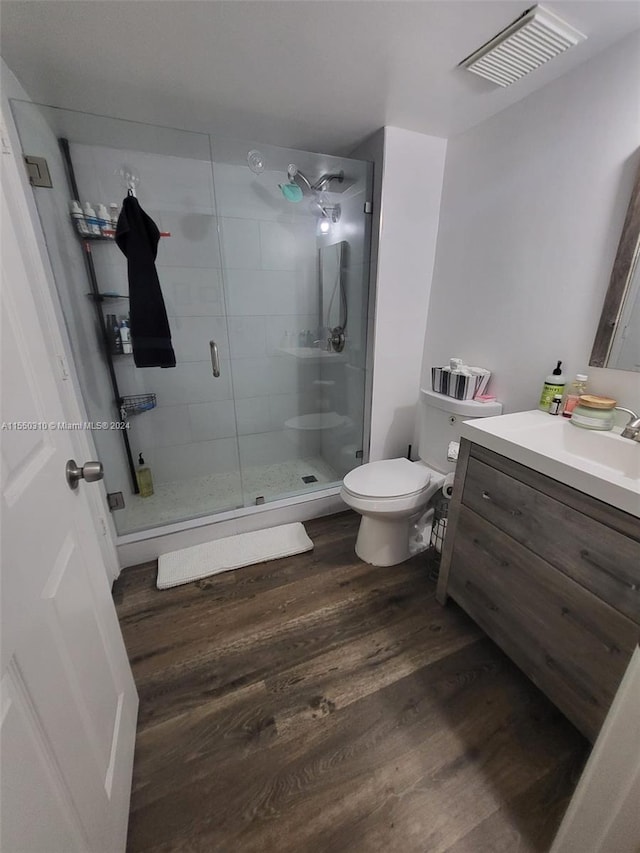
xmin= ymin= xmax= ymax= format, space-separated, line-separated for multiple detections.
xmin=209 ymin=340 xmax=221 ymax=377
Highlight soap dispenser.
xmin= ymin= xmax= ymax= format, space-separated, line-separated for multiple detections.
xmin=538 ymin=361 xmax=566 ymax=412
xmin=136 ymin=453 xmax=154 ymax=498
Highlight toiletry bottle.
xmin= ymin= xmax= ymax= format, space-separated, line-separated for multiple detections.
xmin=549 ymin=394 xmax=563 ymax=415
xmin=136 ymin=453 xmax=154 ymax=497
xmin=111 ymin=315 xmax=123 ymax=354
xmin=96 ymin=204 xmax=111 ymax=235
xmin=119 ymin=318 xmax=132 ymax=354
xmin=562 ymin=373 xmax=588 ymax=418
xmin=82 ymin=202 xmax=101 ymax=236
xmin=105 ymin=314 xmax=115 ymax=349
xmin=109 ymin=203 xmax=120 ymax=229
xmin=538 ymin=361 xmax=566 ymax=412
xmin=69 ymin=200 xmax=89 ymax=235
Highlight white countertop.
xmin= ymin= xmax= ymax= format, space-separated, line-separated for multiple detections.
xmin=460 ymin=410 xmax=640 ymax=518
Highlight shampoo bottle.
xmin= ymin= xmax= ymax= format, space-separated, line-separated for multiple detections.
xmin=82 ymin=202 xmax=101 ymax=236
xmin=96 ymin=204 xmax=111 ymax=235
xmin=538 ymin=361 xmax=566 ymax=412
xmin=136 ymin=453 xmax=154 ymax=498
xmin=69 ymin=199 xmax=89 ymax=235
xmin=119 ymin=318 xmax=132 ymax=354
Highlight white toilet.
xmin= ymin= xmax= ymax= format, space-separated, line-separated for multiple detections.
xmin=341 ymin=388 xmax=502 ymax=566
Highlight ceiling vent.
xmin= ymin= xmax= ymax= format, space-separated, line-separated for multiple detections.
xmin=460 ymin=5 xmax=587 ymax=87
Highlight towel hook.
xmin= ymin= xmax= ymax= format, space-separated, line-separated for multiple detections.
xmin=116 ymin=167 xmax=140 ymax=198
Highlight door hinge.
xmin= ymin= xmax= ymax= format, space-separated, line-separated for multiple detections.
xmin=24 ymin=155 xmax=53 ymax=188
xmin=356 ymin=449 xmax=364 ymax=458
xmin=1 ymin=121 xmax=12 ymax=155
xmin=107 ymin=492 xmax=125 ymax=511
xmin=364 ymin=201 xmax=373 ymax=214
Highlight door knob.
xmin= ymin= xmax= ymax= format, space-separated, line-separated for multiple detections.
xmin=65 ymin=459 xmax=104 ymax=490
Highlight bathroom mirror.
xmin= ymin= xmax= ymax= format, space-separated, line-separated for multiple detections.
xmin=319 ymin=240 xmax=348 ymax=331
xmin=590 ymin=156 xmax=640 ymax=372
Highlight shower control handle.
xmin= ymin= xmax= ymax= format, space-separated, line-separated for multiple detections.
xmin=209 ymin=340 xmax=221 ymax=377
xmin=328 ymin=326 xmax=346 ymax=353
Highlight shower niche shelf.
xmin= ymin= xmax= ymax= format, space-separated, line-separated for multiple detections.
xmin=120 ymin=394 xmax=157 ymax=417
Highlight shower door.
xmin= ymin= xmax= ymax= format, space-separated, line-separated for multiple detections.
xmin=211 ymin=138 xmax=372 ymax=506
xmin=10 ymin=101 xmax=245 ymax=535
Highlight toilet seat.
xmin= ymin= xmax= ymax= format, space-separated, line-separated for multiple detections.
xmin=343 ymin=458 xmax=431 ymax=500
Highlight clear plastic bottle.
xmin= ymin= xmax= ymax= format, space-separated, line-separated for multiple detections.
xmin=562 ymin=374 xmax=588 ymax=418
xmin=109 ymin=203 xmax=119 ymax=227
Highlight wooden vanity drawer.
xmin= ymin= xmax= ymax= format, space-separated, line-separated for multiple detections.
xmin=462 ymin=452 xmax=640 ymax=623
xmin=448 ymin=506 xmax=638 ymax=741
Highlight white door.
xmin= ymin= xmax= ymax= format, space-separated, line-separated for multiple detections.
xmin=1 ymin=116 xmax=138 ymax=852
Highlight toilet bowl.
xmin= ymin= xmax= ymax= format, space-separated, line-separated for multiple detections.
xmin=340 ymin=458 xmax=444 ymax=566
xmin=341 ymin=388 xmax=503 ymax=567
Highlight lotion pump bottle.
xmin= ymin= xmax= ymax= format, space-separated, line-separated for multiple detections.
xmin=538 ymin=361 xmax=566 ymax=412
xmin=136 ymin=453 xmax=154 ymax=498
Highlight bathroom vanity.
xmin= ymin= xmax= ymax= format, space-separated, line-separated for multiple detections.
xmin=437 ymin=411 xmax=640 ymax=742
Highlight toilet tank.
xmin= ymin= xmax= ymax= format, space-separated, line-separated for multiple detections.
xmin=418 ymin=388 xmax=502 ymax=473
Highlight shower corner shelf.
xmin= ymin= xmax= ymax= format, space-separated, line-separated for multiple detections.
xmin=277 ymin=346 xmax=346 ymax=362
xmin=87 ymin=292 xmax=130 ymax=302
xmin=120 ymin=393 xmax=157 ymax=417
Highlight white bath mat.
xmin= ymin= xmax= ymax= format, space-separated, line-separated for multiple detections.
xmin=156 ymin=522 xmax=314 ymax=590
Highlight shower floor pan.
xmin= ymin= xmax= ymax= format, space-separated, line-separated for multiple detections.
xmin=117 ymin=456 xmax=340 ymax=536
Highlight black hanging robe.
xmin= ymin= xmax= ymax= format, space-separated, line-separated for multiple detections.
xmin=115 ymin=193 xmax=176 ymax=368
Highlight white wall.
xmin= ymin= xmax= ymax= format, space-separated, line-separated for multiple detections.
xmin=354 ymin=127 xmax=447 ymax=461
xmin=422 ymin=32 xmax=640 ymax=415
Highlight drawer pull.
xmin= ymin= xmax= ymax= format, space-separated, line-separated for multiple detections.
xmin=482 ymin=491 xmax=492 ymax=501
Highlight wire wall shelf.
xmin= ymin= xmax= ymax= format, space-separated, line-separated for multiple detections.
xmin=120 ymin=394 xmax=157 ymax=418
xmin=70 ymin=214 xmax=171 ymax=239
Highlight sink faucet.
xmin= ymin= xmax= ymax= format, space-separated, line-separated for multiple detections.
xmin=616 ymin=408 xmax=640 ymax=441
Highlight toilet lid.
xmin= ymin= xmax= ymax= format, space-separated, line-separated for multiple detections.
xmin=343 ymin=458 xmax=431 ymax=499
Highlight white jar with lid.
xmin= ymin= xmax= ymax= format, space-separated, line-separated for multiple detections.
xmin=570 ymin=395 xmax=617 ymax=430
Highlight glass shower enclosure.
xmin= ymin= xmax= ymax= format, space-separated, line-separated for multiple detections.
xmin=11 ymin=101 xmax=372 ymax=536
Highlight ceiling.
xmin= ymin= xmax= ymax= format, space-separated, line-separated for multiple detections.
xmin=2 ymin=1 xmax=639 ymax=154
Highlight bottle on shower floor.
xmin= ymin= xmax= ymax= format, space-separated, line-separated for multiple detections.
xmin=136 ymin=453 xmax=154 ymax=498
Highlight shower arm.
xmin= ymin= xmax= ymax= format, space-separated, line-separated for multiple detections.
xmin=312 ymin=171 xmax=344 ymax=192
xmin=288 ymin=168 xmax=313 ymax=191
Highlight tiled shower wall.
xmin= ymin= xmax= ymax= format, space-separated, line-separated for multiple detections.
xmin=71 ymin=143 xmax=321 ymax=493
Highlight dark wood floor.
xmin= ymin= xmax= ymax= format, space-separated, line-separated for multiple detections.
xmin=113 ymin=511 xmax=588 ymax=853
